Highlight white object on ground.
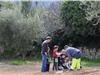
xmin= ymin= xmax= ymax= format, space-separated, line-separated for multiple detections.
xmin=55 ymin=70 xmax=63 ymax=74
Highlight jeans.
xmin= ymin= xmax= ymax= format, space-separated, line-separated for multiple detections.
xmin=41 ymin=54 xmax=47 ymax=72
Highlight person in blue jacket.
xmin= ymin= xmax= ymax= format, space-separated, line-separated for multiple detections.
xmin=64 ymin=45 xmax=81 ymax=70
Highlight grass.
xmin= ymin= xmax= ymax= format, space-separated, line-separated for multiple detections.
xmin=0 ymin=57 xmax=41 ymax=65
xmin=10 ymin=59 xmax=33 ymax=65
xmin=9 ymin=57 xmax=42 ymax=65
xmin=0 ymin=57 xmax=100 ymax=66
xmin=81 ymin=57 xmax=100 ymax=67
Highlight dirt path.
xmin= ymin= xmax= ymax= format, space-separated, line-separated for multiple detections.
xmin=0 ymin=63 xmax=100 ymax=75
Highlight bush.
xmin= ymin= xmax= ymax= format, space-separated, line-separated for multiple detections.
xmin=0 ymin=3 xmax=47 ymax=59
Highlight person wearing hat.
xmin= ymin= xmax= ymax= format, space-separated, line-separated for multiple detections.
xmin=41 ymin=36 xmax=52 ymax=72
xmin=64 ymin=45 xmax=81 ymax=70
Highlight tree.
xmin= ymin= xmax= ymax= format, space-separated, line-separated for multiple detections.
xmin=21 ymin=1 xmax=31 ymax=16
xmin=0 ymin=1 xmax=47 ymax=59
xmin=61 ymin=1 xmax=90 ymax=35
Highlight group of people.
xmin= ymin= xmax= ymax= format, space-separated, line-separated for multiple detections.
xmin=41 ymin=36 xmax=82 ymax=72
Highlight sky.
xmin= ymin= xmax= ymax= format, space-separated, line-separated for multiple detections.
xmin=1 ymin=0 xmax=100 ymax=2
xmin=2 ymin=0 xmax=63 ymax=2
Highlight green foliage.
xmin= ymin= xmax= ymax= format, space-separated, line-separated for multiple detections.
xmin=53 ymin=1 xmax=100 ymax=48
xmin=0 ymin=1 xmax=14 ymax=9
xmin=0 ymin=1 xmax=100 ymax=60
xmin=61 ymin=1 xmax=89 ymax=35
xmin=10 ymin=59 xmax=33 ymax=65
xmin=82 ymin=57 xmax=100 ymax=66
xmin=0 ymin=1 xmax=63 ymax=59
xmin=0 ymin=57 xmax=100 ymax=66
xmin=21 ymin=1 xmax=31 ymax=16
xmin=0 ymin=1 xmax=47 ymax=59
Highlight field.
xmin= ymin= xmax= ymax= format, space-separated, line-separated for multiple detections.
xmin=0 ymin=61 xmax=100 ymax=75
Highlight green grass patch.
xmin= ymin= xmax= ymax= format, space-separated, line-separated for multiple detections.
xmin=7 ymin=57 xmax=42 ymax=65
xmin=81 ymin=57 xmax=100 ymax=67
xmin=0 ymin=57 xmax=100 ymax=66
xmin=9 ymin=59 xmax=33 ymax=65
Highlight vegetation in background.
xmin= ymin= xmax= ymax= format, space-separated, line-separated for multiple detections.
xmin=82 ymin=57 xmax=100 ymax=66
xmin=53 ymin=1 xmax=100 ymax=48
xmin=0 ymin=1 xmax=100 ymax=60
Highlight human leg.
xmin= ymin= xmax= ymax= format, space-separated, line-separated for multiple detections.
xmin=41 ymin=54 xmax=47 ymax=72
xmin=76 ymin=58 xmax=81 ymax=70
xmin=70 ymin=58 xmax=77 ymax=70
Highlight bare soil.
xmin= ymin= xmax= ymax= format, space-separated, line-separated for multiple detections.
xmin=0 ymin=62 xmax=100 ymax=75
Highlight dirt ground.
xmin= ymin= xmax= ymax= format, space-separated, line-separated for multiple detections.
xmin=0 ymin=62 xmax=100 ymax=75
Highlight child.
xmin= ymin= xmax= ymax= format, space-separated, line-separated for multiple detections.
xmin=58 ymin=49 xmax=72 ymax=70
xmin=60 ymin=49 xmax=68 ymax=70
xmin=52 ymin=45 xmax=59 ymax=71
xmin=65 ymin=57 xmax=71 ymax=70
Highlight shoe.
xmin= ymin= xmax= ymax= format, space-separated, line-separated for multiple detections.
xmin=69 ymin=69 xmax=74 ymax=71
xmin=80 ymin=66 xmax=82 ymax=69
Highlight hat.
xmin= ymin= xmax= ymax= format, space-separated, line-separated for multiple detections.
xmin=54 ymin=45 xmax=59 ymax=48
xmin=64 ymin=45 xmax=69 ymax=49
xmin=46 ymin=36 xmax=52 ymax=40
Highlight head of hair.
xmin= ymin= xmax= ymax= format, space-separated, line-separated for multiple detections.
xmin=46 ymin=36 xmax=52 ymax=40
xmin=61 ymin=49 xmax=66 ymax=54
xmin=64 ymin=45 xmax=69 ymax=49
xmin=54 ymin=45 xmax=59 ymax=49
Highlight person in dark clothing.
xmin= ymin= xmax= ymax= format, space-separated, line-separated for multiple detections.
xmin=60 ymin=53 xmax=67 ymax=69
xmin=60 ymin=50 xmax=71 ymax=70
xmin=41 ymin=36 xmax=52 ymax=72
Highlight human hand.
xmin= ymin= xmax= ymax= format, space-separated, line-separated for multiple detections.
xmin=45 ymin=52 xmax=47 ymax=56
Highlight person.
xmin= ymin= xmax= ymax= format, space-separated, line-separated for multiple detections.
xmin=41 ymin=36 xmax=52 ymax=72
xmin=59 ymin=49 xmax=70 ymax=70
xmin=64 ymin=45 xmax=81 ymax=70
xmin=61 ymin=49 xmax=71 ymax=70
xmin=64 ymin=56 xmax=71 ymax=70
xmin=52 ymin=45 xmax=59 ymax=71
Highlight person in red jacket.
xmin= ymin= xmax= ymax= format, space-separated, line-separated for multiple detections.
xmin=52 ymin=45 xmax=59 ymax=71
